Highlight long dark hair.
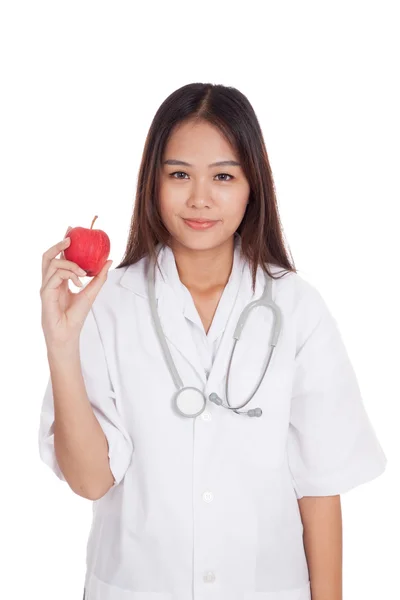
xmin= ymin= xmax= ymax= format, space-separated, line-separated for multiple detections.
xmin=116 ymin=82 xmax=297 ymax=291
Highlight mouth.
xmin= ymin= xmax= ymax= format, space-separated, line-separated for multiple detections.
xmin=183 ymin=218 xmax=217 ymax=223
xmin=182 ymin=217 xmax=219 ymax=230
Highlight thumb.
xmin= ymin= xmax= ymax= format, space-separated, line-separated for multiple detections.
xmin=81 ymin=260 xmax=113 ymax=304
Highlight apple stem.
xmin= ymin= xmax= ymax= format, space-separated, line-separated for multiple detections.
xmin=90 ymin=215 xmax=98 ymax=230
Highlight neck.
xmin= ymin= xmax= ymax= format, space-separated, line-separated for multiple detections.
xmin=169 ymin=236 xmax=235 ymax=294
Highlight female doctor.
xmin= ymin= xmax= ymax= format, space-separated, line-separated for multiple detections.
xmin=38 ymin=82 xmax=387 ymax=600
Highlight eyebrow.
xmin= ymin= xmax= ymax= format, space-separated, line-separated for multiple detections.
xmin=163 ymin=159 xmax=241 ymax=168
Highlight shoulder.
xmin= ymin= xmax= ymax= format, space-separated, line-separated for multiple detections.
xmin=270 ymin=266 xmax=335 ymax=350
xmin=270 ymin=265 xmax=325 ymax=314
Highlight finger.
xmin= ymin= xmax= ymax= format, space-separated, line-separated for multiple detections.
xmin=43 ymin=258 xmax=87 ymax=288
xmin=41 ymin=268 xmax=84 ymax=295
xmin=60 ymin=226 xmax=73 ymax=261
xmin=42 ymin=230 xmax=72 ymax=280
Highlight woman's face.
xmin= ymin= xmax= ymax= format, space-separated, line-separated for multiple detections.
xmin=159 ymin=119 xmax=250 ymax=252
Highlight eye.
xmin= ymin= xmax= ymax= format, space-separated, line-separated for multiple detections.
xmin=169 ymin=171 xmax=233 ymax=181
xmin=170 ymin=171 xmax=189 ymax=179
xmin=215 ymin=173 xmax=233 ymax=181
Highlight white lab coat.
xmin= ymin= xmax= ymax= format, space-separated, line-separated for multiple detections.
xmin=38 ymin=234 xmax=387 ymax=600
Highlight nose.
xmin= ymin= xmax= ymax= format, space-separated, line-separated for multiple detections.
xmin=186 ymin=180 xmax=213 ymax=209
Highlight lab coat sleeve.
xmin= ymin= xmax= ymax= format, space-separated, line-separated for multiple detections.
xmin=38 ymin=305 xmax=134 ymax=489
xmin=287 ymin=280 xmax=387 ymax=499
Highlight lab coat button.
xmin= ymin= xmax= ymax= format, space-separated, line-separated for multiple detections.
xmin=201 ymin=410 xmax=211 ymax=421
xmin=203 ymin=571 xmax=216 ymax=583
xmin=202 ymin=491 xmax=214 ymax=503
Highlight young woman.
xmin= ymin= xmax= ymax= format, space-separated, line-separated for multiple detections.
xmin=38 ymin=83 xmax=387 ymax=600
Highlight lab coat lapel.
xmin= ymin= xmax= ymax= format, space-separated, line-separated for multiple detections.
xmin=155 ymin=284 xmax=208 ymax=385
xmin=154 ymin=237 xmax=248 ymax=389
xmin=119 ymin=250 xmax=207 ymax=384
xmin=205 ymin=262 xmax=264 ymax=396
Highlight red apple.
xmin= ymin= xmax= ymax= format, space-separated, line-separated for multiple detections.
xmin=64 ymin=215 xmax=111 ymax=277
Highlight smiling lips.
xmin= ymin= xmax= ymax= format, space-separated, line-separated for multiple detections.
xmin=183 ymin=218 xmax=219 ymax=230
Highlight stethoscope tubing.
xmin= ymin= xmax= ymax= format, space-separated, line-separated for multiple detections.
xmin=146 ymin=246 xmax=282 ymax=418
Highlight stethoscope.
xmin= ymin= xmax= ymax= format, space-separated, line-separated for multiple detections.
xmin=147 ymin=246 xmax=282 ymax=419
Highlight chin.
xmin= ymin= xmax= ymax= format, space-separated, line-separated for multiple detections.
xmin=169 ymin=229 xmax=232 ymax=252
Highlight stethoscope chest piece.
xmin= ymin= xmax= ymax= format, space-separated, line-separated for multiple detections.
xmin=173 ymin=386 xmax=207 ymax=418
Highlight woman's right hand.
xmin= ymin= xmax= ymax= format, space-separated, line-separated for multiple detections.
xmin=40 ymin=226 xmax=113 ymax=350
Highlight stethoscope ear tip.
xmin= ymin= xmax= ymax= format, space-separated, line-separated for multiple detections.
xmin=209 ymin=394 xmax=263 ymax=417
xmin=247 ymin=407 xmax=263 ymax=417
xmin=209 ymin=392 xmax=222 ymax=405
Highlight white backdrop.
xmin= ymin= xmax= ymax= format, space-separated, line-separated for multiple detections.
xmin=1 ymin=1 xmax=397 ymax=598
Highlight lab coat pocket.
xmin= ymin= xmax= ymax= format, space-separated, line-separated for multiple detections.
xmin=227 ymin=361 xmax=293 ymax=473
xmin=86 ymin=572 xmax=173 ymax=599
xmin=243 ymin=580 xmax=311 ymax=599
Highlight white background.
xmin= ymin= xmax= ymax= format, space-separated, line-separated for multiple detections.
xmin=1 ymin=1 xmax=397 ymax=598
